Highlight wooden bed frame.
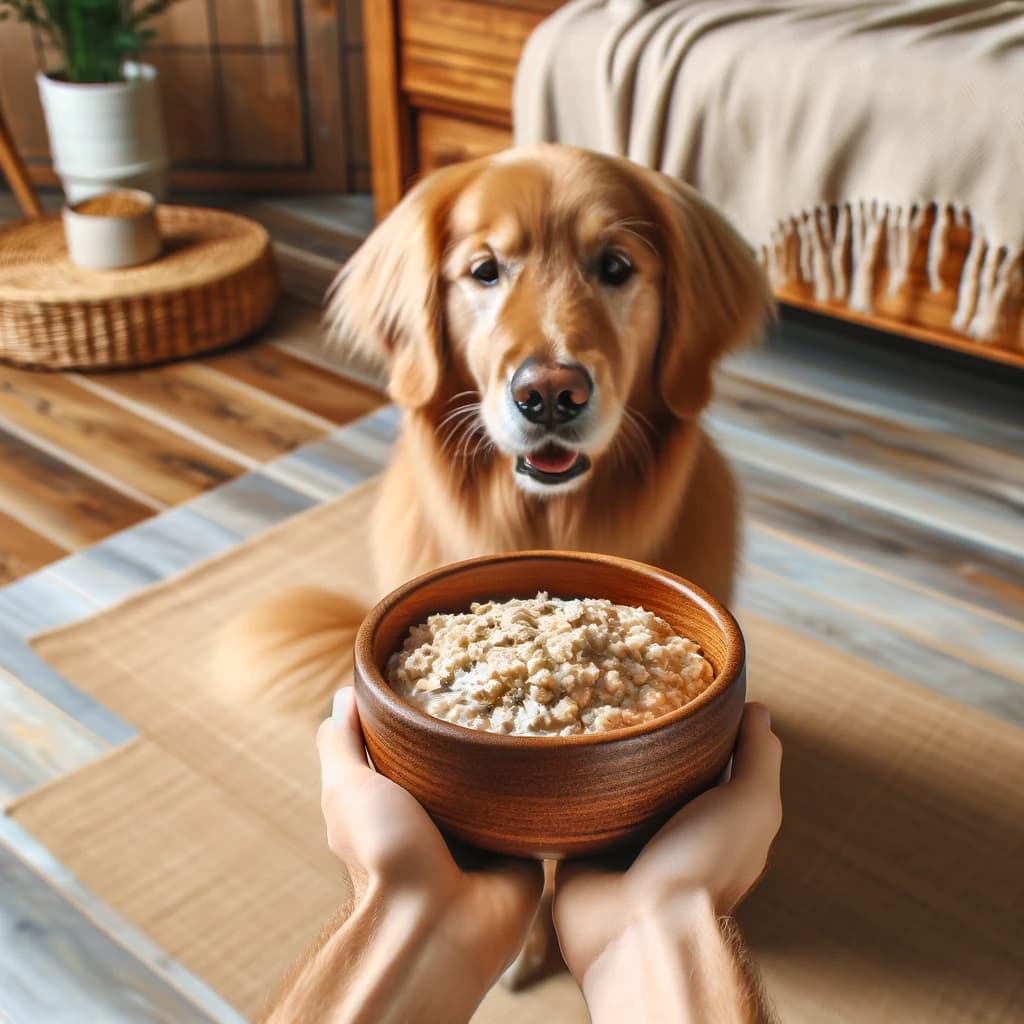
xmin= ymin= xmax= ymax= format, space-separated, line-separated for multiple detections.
xmin=362 ymin=0 xmax=1023 ymax=369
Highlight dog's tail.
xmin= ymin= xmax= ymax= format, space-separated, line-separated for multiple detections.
xmin=214 ymin=587 xmax=367 ymax=720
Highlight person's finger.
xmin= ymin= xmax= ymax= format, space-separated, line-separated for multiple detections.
xmin=317 ymin=688 xmax=388 ymax=867
xmin=317 ymin=687 xmax=371 ymax=791
xmin=331 ymin=686 xmax=351 ymax=721
xmin=728 ymin=703 xmax=781 ymax=785
xmin=725 ymin=702 xmax=783 ymax=827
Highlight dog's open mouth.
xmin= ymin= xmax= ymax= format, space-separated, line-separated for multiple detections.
xmin=516 ymin=443 xmax=592 ymax=484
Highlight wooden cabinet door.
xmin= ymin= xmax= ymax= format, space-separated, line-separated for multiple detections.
xmin=0 ymin=0 xmax=368 ymax=194
xmin=365 ymin=0 xmax=560 ymax=217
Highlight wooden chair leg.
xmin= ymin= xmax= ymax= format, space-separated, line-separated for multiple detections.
xmin=0 ymin=98 xmax=44 ymax=219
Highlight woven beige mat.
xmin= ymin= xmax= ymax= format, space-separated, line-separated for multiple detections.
xmin=9 ymin=479 xmax=1024 ymax=1022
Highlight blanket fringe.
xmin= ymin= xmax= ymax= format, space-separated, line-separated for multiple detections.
xmin=761 ymin=200 xmax=1022 ymax=344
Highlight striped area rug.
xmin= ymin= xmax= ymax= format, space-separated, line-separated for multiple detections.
xmin=9 ymin=474 xmax=1023 ymax=1022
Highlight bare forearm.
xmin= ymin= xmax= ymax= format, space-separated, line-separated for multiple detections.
xmin=262 ymin=886 xmax=491 ymax=1024
xmin=579 ymin=890 xmax=773 ymax=1024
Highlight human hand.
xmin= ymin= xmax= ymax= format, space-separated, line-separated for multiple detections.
xmin=553 ymin=702 xmax=783 ymax=981
xmin=317 ymin=688 xmax=545 ymax=996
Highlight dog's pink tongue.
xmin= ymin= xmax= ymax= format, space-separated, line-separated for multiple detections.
xmin=526 ymin=446 xmax=578 ymax=474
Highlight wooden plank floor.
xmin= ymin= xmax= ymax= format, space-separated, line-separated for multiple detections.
xmin=0 ymin=814 xmax=243 ymax=1024
xmin=0 ymin=194 xmax=377 ymax=584
xmin=0 ymin=190 xmax=382 ymax=1023
xmin=1 ymin=187 xmax=1023 ymax=1022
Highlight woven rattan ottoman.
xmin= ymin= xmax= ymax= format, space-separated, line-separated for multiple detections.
xmin=0 ymin=205 xmax=279 ymax=369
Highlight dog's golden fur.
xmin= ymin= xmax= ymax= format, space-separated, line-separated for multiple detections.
xmin=218 ymin=145 xmax=771 ymax=718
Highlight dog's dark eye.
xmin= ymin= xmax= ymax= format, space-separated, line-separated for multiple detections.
xmin=598 ymin=250 xmax=633 ymax=286
xmin=470 ymin=257 xmax=500 ymax=286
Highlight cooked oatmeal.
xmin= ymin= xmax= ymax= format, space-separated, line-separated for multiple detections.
xmin=387 ymin=592 xmax=715 ymax=736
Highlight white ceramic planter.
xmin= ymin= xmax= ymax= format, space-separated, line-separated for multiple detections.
xmin=37 ymin=62 xmax=169 ymax=204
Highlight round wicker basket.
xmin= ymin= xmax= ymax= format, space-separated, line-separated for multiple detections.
xmin=0 ymin=205 xmax=279 ymax=369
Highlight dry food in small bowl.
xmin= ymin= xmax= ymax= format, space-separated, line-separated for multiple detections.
xmin=62 ymin=188 xmax=162 ymax=270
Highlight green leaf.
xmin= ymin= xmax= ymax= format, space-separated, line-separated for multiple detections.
xmin=2 ymin=0 xmax=185 ymax=80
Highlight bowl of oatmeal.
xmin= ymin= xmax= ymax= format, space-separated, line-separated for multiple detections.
xmin=353 ymin=551 xmax=746 ymax=859
xmin=389 ymin=593 xmax=717 ymax=736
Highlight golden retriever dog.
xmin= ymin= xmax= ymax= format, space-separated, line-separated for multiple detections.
xmin=219 ymin=144 xmax=770 ymax=717
xmin=337 ymin=144 xmax=771 ymax=590
xmin=219 ymin=143 xmax=771 ymax=989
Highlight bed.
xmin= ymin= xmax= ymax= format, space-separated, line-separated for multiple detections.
xmin=362 ymin=0 xmax=1024 ymax=368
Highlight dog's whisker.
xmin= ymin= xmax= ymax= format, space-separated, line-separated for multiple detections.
xmin=607 ymin=423 xmax=630 ymax=475
xmin=469 ymin=432 xmax=490 ymax=464
xmin=621 ymin=413 xmax=646 ymax=455
xmin=438 ymin=401 xmax=480 ymax=420
xmin=629 ymin=422 xmax=656 ymax=471
xmin=440 ymin=425 xmax=466 ymax=455
xmin=624 ymin=405 xmax=656 ymax=447
xmin=627 ymin=405 xmax=658 ymax=438
xmin=454 ymin=416 xmax=485 ymax=463
xmin=437 ymin=403 xmax=482 ymax=431
xmin=444 ymin=389 xmax=481 ymax=409
xmin=440 ymin=420 xmax=478 ymax=452
xmin=617 ymin=434 xmax=636 ymax=475
xmin=439 ymin=411 xmax=475 ymax=450
xmin=441 ymin=425 xmax=475 ymax=463
xmin=438 ymin=419 xmax=473 ymax=460
xmin=620 ymin=408 xmax=655 ymax=471
xmin=608 ymin=433 xmax=623 ymax=472
xmin=615 ymin=431 xmax=641 ymax=476
xmin=455 ymin=427 xmax=475 ymax=462
xmin=458 ymin=435 xmax=482 ymax=464
xmin=609 ymin=216 xmax=655 ymax=230
xmin=456 ymin=412 xmax=496 ymax=467
xmin=617 ymin=228 xmax=656 ymax=255
xmin=439 ymin=416 xmax=474 ymax=446
xmin=605 ymin=218 xmax=657 ymax=255
xmin=439 ymin=393 xmax=484 ymax=448
xmin=438 ymin=404 xmax=484 ymax=456
xmin=626 ymin=433 xmax=656 ymax=476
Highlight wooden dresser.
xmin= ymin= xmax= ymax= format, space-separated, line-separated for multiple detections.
xmin=363 ymin=0 xmax=560 ymax=217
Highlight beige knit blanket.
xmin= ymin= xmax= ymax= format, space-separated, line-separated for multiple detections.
xmin=514 ymin=0 xmax=1024 ymax=342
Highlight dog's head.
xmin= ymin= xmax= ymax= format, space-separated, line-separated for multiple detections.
xmin=327 ymin=145 xmax=771 ymax=496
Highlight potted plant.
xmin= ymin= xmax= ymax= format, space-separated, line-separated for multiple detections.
xmin=0 ymin=0 xmax=181 ymax=202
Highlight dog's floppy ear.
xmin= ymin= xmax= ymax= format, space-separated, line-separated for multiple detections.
xmin=641 ymin=169 xmax=773 ymax=418
xmin=325 ymin=160 xmax=481 ymax=409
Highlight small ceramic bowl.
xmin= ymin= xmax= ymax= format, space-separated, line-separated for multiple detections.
xmin=62 ymin=189 xmax=161 ymax=270
xmin=353 ymin=551 xmax=746 ymax=859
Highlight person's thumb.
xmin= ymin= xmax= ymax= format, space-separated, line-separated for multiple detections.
xmin=727 ymin=702 xmax=782 ymax=817
xmin=317 ymin=686 xmax=372 ymax=791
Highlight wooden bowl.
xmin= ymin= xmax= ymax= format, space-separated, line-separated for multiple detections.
xmin=353 ymin=551 xmax=746 ymax=859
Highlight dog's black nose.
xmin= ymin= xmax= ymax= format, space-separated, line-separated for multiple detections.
xmin=510 ymin=359 xmax=592 ymax=425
